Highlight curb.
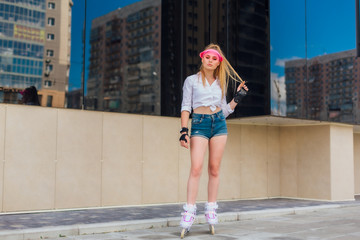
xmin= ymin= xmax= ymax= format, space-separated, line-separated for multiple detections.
xmin=0 ymin=204 xmax=346 ymax=240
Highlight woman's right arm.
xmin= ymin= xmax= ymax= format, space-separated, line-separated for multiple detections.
xmin=180 ymin=76 xmax=193 ymax=149
xmin=180 ymin=111 xmax=190 ymax=148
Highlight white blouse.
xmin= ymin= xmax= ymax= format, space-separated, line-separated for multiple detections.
xmin=181 ymin=73 xmax=234 ymax=118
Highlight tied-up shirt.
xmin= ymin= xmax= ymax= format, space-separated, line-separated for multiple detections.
xmin=181 ymin=73 xmax=234 ymax=118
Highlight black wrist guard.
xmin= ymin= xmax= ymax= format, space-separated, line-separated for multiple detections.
xmin=179 ymin=133 xmax=189 ymax=143
xmin=180 ymin=127 xmax=189 ymax=134
xmin=234 ymin=88 xmax=248 ymax=103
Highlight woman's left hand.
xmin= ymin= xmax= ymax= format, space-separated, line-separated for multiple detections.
xmin=238 ymin=81 xmax=248 ymax=92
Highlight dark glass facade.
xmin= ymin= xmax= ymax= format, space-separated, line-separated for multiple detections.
xmin=1 ymin=0 xmax=358 ymax=126
xmin=160 ymin=0 xmax=270 ymax=117
xmin=270 ymin=0 xmax=357 ymax=124
xmin=84 ymin=0 xmax=269 ymax=117
xmin=86 ymin=0 xmax=161 ymax=114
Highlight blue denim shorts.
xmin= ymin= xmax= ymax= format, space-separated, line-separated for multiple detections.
xmin=190 ymin=110 xmax=228 ymax=139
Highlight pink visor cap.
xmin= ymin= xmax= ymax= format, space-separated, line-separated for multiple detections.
xmin=199 ymin=49 xmax=223 ymax=62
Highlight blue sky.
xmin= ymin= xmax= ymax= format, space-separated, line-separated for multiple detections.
xmin=68 ymin=0 xmax=356 ymax=92
xmin=270 ymin=0 xmax=355 ymax=115
xmin=270 ymin=0 xmax=355 ymax=76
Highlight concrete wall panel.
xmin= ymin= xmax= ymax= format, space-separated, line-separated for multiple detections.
xmin=330 ymin=125 xmax=354 ymax=200
xmin=55 ymin=109 xmax=102 ymax=209
xmin=280 ymin=127 xmax=298 ymax=197
xmin=142 ymin=116 xmax=179 ymax=204
xmin=240 ymin=125 xmax=268 ymax=198
xmin=267 ymin=126 xmax=280 ymax=197
xmin=296 ymin=126 xmax=330 ymax=200
xmin=354 ymin=133 xmax=360 ymax=195
xmin=102 ymin=113 xmax=143 ymax=206
xmin=3 ymin=105 xmax=57 ymax=211
xmin=0 ymin=105 xmax=5 ymax=212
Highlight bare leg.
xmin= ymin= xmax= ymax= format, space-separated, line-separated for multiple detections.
xmin=187 ymin=136 xmax=208 ymax=205
xmin=208 ymin=135 xmax=227 ymax=202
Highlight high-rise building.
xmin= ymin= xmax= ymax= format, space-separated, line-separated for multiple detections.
xmin=285 ymin=49 xmax=360 ymax=123
xmin=0 ymin=0 xmax=46 ymax=103
xmin=87 ymin=0 xmax=269 ymax=117
xmin=0 ymin=0 xmax=72 ymax=107
xmin=161 ymin=0 xmax=270 ymax=117
xmin=38 ymin=0 xmax=73 ymax=108
xmin=87 ymin=0 xmax=161 ymax=114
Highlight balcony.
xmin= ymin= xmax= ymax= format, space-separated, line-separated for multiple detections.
xmin=140 ymin=93 xmax=155 ymax=103
xmin=139 ymin=78 xmax=153 ymax=86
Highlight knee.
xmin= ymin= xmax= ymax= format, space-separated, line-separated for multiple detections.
xmin=190 ymin=167 xmax=202 ymax=178
xmin=208 ymin=165 xmax=220 ymax=178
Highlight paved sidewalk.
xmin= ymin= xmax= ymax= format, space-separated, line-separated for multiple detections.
xmin=47 ymin=204 xmax=360 ymax=239
xmin=0 ymin=197 xmax=359 ymax=239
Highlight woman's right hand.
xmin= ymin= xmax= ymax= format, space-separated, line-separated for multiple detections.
xmin=180 ymin=134 xmax=190 ymax=149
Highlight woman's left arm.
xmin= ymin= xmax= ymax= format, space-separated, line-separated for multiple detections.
xmin=221 ymin=82 xmax=248 ymax=117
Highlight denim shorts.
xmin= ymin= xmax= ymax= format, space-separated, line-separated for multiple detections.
xmin=190 ymin=110 xmax=228 ymax=139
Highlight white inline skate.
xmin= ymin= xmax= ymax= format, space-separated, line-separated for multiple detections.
xmin=205 ymin=202 xmax=218 ymax=235
xmin=180 ymin=204 xmax=196 ymax=239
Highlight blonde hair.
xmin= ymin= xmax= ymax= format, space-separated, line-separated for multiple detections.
xmin=199 ymin=43 xmax=244 ymax=98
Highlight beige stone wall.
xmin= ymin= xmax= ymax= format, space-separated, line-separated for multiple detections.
xmin=0 ymin=105 xmax=5 ymax=211
xmin=0 ymin=104 xmax=358 ymax=213
xmin=2 ymin=105 xmax=58 ymax=212
xmin=330 ymin=125 xmax=354 ymax=200
xmin=280 ymin=126 xmax=331 ymax=200
xmin=354 ymin=133 xmax=360 ymax=195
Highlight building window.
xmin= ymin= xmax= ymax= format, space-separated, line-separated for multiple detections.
xmin=46 ymin=95 xmax=53 ymax=107
xmin=46 ymin=64 xmax=53 ymax=72
xmin=48 ymin=2 xmax=55 ymax=9
xmin=47 ymin=33 xmax=55 ymax=40
xmin=48 ymin=18 xmax=55 ymax=26
xmin=44 ymin=80 xmax=52 ymax=87
xmin=46 ymin=50 xmax=54 ymax=57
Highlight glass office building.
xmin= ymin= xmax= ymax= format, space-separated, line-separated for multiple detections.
xmin=0 ymin=0 xmax=358 ymax=126
xmin=0 ymin=0 xmax=46 ymax=103
xmin=161 ymin=0 xmax=269 ymax=117
xmin=85 ymin=0 xmax=270 ymax=117
xmin=270 ymin=0 xmax=356 ymax=123
xmin=87 ymin=0 xmax=161 ymax=114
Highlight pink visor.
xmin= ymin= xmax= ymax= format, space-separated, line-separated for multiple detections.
xmin=199 ymin=49 xmax=223 ymax=62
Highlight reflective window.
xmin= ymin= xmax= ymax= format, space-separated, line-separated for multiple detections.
xmin=44 ymin=80 xmax=52 ymax=87
xmin=47 ymin=33 xmax=54 ymax=40
xmin=46 ymin=49 xmax=54 ymax=57
xmin=0 ymin=3 xmax=45 ymax=27
xmin=270 ymin=0 xmax=357 ymax=124
xmin=48 ymin=2 xmax=55 ymax=10
xmin=0 ymin=0 xmax=356 ymax=125
xmin=48 ymin=17 xmax=55 ymax=26
xmin=1 ymin=0 xmax=271 ymax=115
xmin=45 ymin=64 xmax=53 ymax=72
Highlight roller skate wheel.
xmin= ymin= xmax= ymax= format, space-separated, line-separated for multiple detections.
xmin=209 ymin=225 xmax=215 ymax=235
xmin=180 ymin=228 xmax=187 ymax=239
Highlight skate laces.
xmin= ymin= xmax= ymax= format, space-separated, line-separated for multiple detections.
xmin=205 ymin=202 xmax=218 ymax=223
xmin=181 ymin=204 xmax=196 ymax=223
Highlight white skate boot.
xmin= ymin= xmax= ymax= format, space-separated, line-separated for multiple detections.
xmin=205 ymin=202 xmax=218 ymax=235
xmin=180 ymin=204 xmax=196 ymax=238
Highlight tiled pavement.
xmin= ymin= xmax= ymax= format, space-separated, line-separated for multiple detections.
xmin=46 ymin=204 xmax=360 ymax=240
xmin=0 ymin=197 xmax=359 ymax=239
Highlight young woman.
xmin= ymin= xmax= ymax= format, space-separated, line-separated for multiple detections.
xmin=179 ymin=43 xmax=248 ymax=238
